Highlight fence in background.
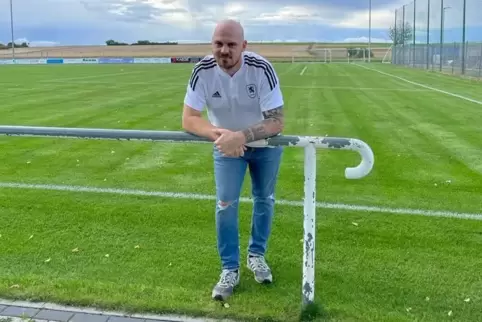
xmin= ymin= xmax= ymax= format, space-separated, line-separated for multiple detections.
xmin=0 ymin=57 xmax=198 ymax=65
xmin=392 ymin=0 xmax=482 ymax=78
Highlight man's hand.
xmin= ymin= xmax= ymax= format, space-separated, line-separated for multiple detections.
xmin=213 ymin=128 xmax=246 ymax=157
xmin=226 ymin=145 xmax=247 ymax=157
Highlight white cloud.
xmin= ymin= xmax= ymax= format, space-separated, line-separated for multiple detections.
xmin=224 ymin=2 xmax=246 ymax=15
xmin=14 ymin=38 xmax=60 ymax=47
xmin=331 ymin=0 xmax=414 ymax=30
xmin=250 ymin=6 xmax=325 ymax=24
xmin=342 ymin=36 xmax=392 ymax=43
xmin=76 ymin=0 xmax=402 ymax=30
xmin=8 ymin=0 xmax=477 ymax=45
xmin=6 ymin=0 xmax=103 ymax=26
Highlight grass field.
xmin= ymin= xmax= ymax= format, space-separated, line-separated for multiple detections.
xmin=0 ymin=62 xmax=481 ymax=322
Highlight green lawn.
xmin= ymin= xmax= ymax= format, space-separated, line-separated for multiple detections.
xmin=0 ymin=62 xmax=481 ymax=322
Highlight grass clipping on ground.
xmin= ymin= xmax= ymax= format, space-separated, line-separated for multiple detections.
xmin=0 ymin=189 xmax=481 ymax=322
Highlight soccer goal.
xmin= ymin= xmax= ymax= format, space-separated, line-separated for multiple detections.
xmin=381 ymin=45 xmax=393 ymax=64
xmin=291 ymin=47 xmax=379 ymax=63
xmin=291 ymin=48 xmax=332 ymax=63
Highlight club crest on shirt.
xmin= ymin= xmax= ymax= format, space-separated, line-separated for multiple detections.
xmin=246 ymin=84 xmax=257 ymax=98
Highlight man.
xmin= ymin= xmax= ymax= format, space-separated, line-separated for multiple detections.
xmin=182 ymin=19 xmax=284 ymax=301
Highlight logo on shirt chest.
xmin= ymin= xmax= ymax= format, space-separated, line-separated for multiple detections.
xmin=246 ymin=84 xmax=257 ymax=99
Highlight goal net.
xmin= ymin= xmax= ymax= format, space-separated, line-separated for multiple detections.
xmin=381 ymin=45 xmax=393 ymax=64
xmin=291 ymin=48 xmax=332 ymax=63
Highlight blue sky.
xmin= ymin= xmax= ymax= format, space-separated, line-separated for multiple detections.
xmin=0 ymin=0 xmax=480 ymax=46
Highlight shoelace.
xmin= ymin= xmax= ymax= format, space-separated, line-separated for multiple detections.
xmin=218 ymin=270 xmax=237 ymax=287
xmin=250 ymin=257 xmax=269 ymax=272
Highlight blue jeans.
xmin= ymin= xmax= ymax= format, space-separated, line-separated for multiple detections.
xmin=213 ymin=145 xmax=283 ymax=271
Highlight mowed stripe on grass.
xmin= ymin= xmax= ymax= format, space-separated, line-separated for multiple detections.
xmin=1 ymin=188 xmax=481 ymax=322
xmin=0 ymin=63 xmax=481 ymax=321
xmin=1 ymin=181 xmax=482 ymax=220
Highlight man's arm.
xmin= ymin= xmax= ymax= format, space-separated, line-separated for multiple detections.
xmin=181 ymin=60 xmax=220 ymax=141
xmin=182 ymin=104 xmax=219 ymax=141
xmin=240 ymin=106 xmax=284 ymax=143
xmin=238 ymin=56 xmax=284 ymax=143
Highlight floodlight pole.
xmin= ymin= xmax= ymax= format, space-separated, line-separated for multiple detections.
xmin=461 ymin=0 xmax=466 ymax=75
xmin=368 ymin=0 xmax=372 ymax=63
xmin=9 ymin=0 xmax=15 ymax=60
xmin=440 ymin=1 xmax=451 ymax=72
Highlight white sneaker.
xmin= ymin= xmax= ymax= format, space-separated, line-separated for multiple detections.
xmin=247 ymin=255 xmax=273 ymax=284
xmin=211 ymin=269 xmax=240 ymax=301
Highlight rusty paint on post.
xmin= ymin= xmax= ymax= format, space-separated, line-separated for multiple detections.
xmin=0 ymin=126 xmax=374 ymax=180
xmin=321 ymin=137 xmax=351 ymax=148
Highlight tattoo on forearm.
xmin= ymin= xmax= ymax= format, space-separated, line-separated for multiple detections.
xmin=242 ymin=106 xmax=284 ymax=143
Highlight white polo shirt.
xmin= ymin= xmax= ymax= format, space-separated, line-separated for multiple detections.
xmin=183 ymin=51 xmax=284 ymax=132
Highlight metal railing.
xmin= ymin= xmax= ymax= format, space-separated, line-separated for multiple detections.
xmin=0 ymin=125 xmax=375 ymax=313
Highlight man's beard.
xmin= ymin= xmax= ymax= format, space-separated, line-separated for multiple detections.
xmin=219 ymin=55 xmax=238 ymax=69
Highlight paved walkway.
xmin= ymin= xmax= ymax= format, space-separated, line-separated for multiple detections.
xmin=0 ymin=299 xmax=229 ymax=322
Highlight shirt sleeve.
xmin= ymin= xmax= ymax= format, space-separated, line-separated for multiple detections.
xmin=183 ymin=65 xmax=206 ymax=111
xmin=258 ymin=61 xmax=284 ymax=112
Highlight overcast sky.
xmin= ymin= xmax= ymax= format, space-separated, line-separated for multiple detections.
xmin=0 ymin=0 xmax=480 ymax=46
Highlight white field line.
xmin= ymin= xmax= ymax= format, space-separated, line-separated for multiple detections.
xmin=38 ymin=72 xmax=186 ymax=84
xmin=300 ymin=66 xmax=307 ymax=75
xmin=355 ymin=64 xmax=482 ymax=105
xmin=0 ymin=182 xmax=481 ymax=221
xmin=33 ymin=64 xmax=192 ymax=83
xmin=21 ymin=81 xmax=433 ymax=92
xmin=282 ymin=85 xmax=430 ymax=91
xmin=0 ymin=71 xmax=145 ymax=87
xmin=34 ymin=65 xmax=296 ymax=87
xmin=41 ymin=71 xmax=145 ymax=82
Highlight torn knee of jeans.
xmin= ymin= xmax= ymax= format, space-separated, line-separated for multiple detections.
xmin=217 ymin=200 xmax=235 ymax=210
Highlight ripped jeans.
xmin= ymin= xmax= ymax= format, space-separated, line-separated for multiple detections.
xmin=213 ymin=145 xmax=283 ymax=271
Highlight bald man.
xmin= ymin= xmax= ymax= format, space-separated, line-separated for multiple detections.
xmin=182 ymin=19 xmax=285 ymax=301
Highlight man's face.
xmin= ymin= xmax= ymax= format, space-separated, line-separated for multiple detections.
xmin=211 ymin=26 xmax=246 ymax=70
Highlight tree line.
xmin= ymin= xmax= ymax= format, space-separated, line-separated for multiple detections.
xmin=0 ymin=42 xmax=29 ymax=49
xmin=0 ymin=40 xmax=178 ymax=49
xmin=389 ymin=22 xmax=413 ymax=45
xmin=105 ymin=40 xmax=178 ymax=46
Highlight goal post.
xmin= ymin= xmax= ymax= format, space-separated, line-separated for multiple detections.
xmin=381 ymin=45 xmax=393 ymax=64
xmin=292 ymin=48 xmax=332 ymax=63
xmin=291 ymin=46 xmax=393 ymax=64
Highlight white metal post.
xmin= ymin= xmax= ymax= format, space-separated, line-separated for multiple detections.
xmin=302 ymin=143 xmax=316 ymax=307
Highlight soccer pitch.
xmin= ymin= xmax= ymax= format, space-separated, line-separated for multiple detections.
xmin=0 ymin=62 xmax=481 ymax=321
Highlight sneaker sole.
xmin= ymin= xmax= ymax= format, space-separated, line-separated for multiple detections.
xmin=255 ymin=276 xmax=273 ymax=284
xmin=212 ymin=280 xmax=239 ymax=301
xmin=212 ymin=294 xmax=225 ymax=301
xmin=247 ymin=265 xmax=273 ymax=284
